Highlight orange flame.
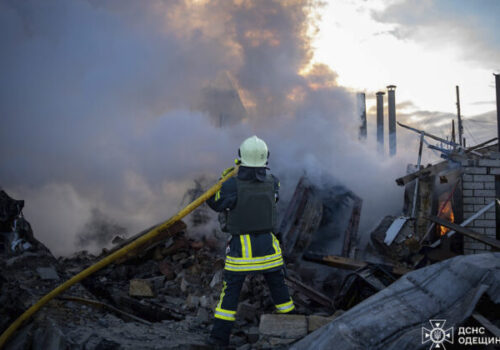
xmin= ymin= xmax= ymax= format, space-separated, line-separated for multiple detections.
xmin=438 ymin=200 xmax=454 ymax=236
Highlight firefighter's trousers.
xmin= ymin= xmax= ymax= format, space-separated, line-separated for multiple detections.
xmin=210 ymin=269 xmax=294 ymax=343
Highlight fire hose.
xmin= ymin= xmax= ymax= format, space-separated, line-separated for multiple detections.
xmin=0 ymin=167 xmax=239 ymax=348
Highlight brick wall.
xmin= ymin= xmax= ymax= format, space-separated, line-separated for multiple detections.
xmin=461 ymin=158 xmax=499 ymax=254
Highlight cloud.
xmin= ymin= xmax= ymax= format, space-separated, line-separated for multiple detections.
xmin=373 ymin=0 xmax=500 ymax=70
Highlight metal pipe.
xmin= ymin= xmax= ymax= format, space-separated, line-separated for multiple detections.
xmin=456 ymin=85 xmax=463 ymax=146
xmin=429 ymin=200 xmax=496 ymax=248
xmin=451 ymin=120 xmax=456 ymax=145
xmin=376 ymin=91 xmax=385 ymax=154
xmin=446 ymin=200 xmax=495 ymax=237
xmin=387 ymin=85 xmax=397 ymax=156
xmin=411 ymin=132 xmax=425 ymax=218
xmin=357 ymin=92 xmax=367 ymax=140
xmin=495 ymin=74 xmax=500 ymax=152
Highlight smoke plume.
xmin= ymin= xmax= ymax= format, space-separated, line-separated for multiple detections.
xmin=1 ymin=0 xmax=414 ymax=256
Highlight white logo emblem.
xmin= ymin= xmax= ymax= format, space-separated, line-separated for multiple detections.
xmin=422 ymin=320 xmax=454 ymax=349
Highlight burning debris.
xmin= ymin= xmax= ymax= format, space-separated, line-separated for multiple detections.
xmin=368 ymin=121 xmax=499 ymax=270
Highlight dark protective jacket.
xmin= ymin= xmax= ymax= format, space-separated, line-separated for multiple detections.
xmin=207 ymin=166 xmax=284 ymax=273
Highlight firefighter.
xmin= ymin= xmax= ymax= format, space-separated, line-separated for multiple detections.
xmin=206 ymin=135 xmax=295 ymax=347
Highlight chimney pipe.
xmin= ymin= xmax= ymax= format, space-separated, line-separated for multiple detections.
xmin=357 ymin=92 xmax=367 ymax=140
xmin=456 ymin=85 xmax=464 ymax=146
xmin=451 ymin=119 xmax=456 ymax=145
xmin=376 ymin=91 xmax=385 ymax=154
xmin=387 ymin=85 xmax=397 ymax=156
xmin=495 ymin=74 xmax=500 ymax=152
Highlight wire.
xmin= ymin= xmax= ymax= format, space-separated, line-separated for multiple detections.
xmin=466 ymin=118 xmax=496 ymax=126
xmin=463 ymin=121 xmax=478 ymax=145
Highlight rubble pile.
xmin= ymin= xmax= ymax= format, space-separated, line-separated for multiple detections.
xmin=0 ymin=188 xmax=342 ymax=349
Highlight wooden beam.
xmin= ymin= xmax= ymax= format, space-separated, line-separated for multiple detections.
xmin=285 ymin=275 xmax=334 ymax=309
xmin=428 ymin=216 xmax=500 ymax=250
xmin=303 ymin=253 xmax=410 ymax=276
xmin=395 ymin=161 xmax=449 ymax=186
xmin=59 ymin=296 xmax=152 ymax=325
xmin=104 ymin=220 xmax=186 ymax=264
xmin=465 ymin=137 xmax=498 ymax=153
xmin=305 ymin=253 xmax=366 ymax=270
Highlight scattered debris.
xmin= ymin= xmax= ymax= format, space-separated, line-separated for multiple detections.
xmin=383 ymin=216 xmax=408 ymax=246
xmin=36 ymin=266 xmax=60 ymax=281
xmin=129 ymin=279 xmax=155 ymax=298
xmin=259 ymin=314 xmax=308 ymax=339
xmin=303 ymin=253 xmax=410 ymax=276
xmin=59 ymin=296 xmax=152 ymax=325
xmin=291 ymin=253 xmax=500 ymax=350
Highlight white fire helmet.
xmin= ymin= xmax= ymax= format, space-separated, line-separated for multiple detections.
xmin=238 ymin=135 xmax=269 ymax=167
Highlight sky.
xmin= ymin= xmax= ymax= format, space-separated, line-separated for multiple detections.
xmin=0 ymin=0 xmax=498 ymax=256
xmin=315 ymin=0 xmax=499 ymax=145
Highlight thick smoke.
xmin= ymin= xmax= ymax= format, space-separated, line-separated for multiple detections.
xmin=77 ymin=208 xmax=127 ymax=249
xmin=1 ymin=0 xmax=414 ymax=256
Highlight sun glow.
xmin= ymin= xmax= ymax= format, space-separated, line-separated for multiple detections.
xmin=313 ymin=0 xmax=496 ymax=122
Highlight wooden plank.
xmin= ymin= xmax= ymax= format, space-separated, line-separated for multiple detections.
xmin=303 ymin=253 xmax=410 ymax=276
xmin=395 ymin=161 xmax=449 ymax=186
xmin=465 ymin=137 xmax=498 ymax=153
xmin=59 ymin=296 xmax=152 ymax=325
xmin=116 ymin=294 xmax=185 ymax=321
xmin=104 ymin=220 xmax=187 ymax=264
xmin=278 ymin=176 xmax=323 ymax=258
xmin=342 ymin=196 xmax=362 ymax=257
xmin=309 ymin=254 xmax=366 ymax=270
xmin=285 ymin=275 xmax=334 ymax=309
xmin=428 ymin=216 xmax=500 ymax=249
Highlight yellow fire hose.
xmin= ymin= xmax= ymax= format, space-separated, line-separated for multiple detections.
xmin=0 ymin=167 xmax=238 ymax=348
